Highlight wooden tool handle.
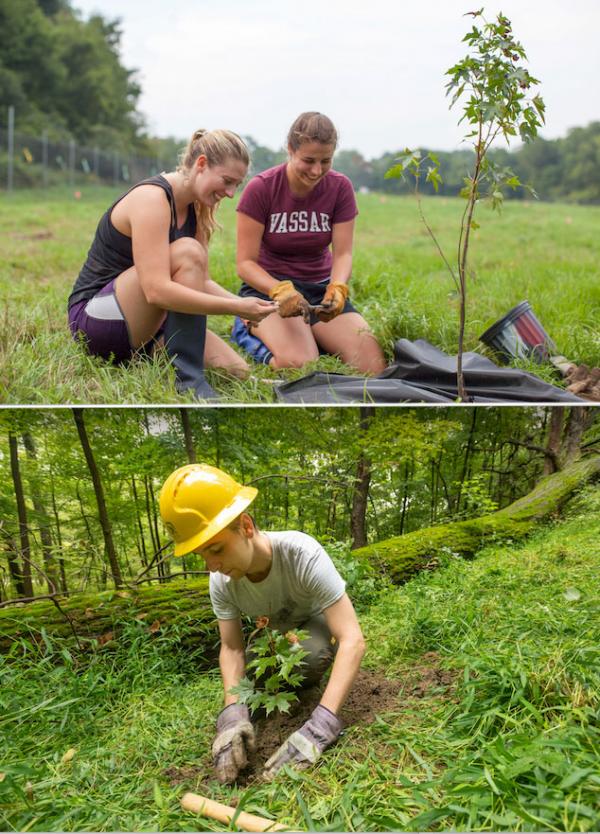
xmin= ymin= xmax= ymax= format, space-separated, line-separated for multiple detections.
xmin=181 ymin=792 xmax=291 ymax=832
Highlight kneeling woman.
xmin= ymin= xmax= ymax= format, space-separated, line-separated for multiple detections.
xmin=235 ymin=112 xmax=386 ymax=373
xmin=68 ymin=129 xmax=276 ymax=399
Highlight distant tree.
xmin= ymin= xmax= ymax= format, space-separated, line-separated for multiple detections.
xmin=0 ymin=0 xmax=145 ymax=147
xmin=72 ymin=409 xmax=123 ymax=589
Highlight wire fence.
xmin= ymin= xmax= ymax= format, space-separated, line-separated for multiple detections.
xmin=1 ymin=108 xmax=174 ymax=191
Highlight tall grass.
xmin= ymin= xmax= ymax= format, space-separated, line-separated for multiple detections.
xmin=2 ymin=490 xmax=599 ymax=830
xmin=1 ymin=187 xmax=599 ymax=403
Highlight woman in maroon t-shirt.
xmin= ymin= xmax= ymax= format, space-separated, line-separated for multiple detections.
xmin=236 ymin=112 xmax=386 ymax=374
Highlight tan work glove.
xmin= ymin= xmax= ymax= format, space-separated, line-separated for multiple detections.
xmin=212 ymin=703 xmax=256 ymax=784
xmin=269 ymin=281 xmax=311 ymax=322
xmin=317 ymin=282 xmax=349 ymax=322
xmin=262 ymin=704 xmax=343 ymax=780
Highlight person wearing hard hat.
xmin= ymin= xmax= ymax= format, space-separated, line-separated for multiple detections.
xmin=159 ymin=463 xmax=366 ymax=783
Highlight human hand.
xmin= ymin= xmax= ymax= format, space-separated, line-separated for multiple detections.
xmin=317 ymin=282 xmax=349 ymax=322
xmin=262 ymin=704 xmax=342 ymax=780
xmin=239 ymin=297 xmax=277 ymax=325
xmin=269 ymin=280 xmax=311 ymax=321
xmin=212 ymin=703 xmax=256 ymax=784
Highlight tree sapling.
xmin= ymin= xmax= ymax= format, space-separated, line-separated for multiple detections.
xmin=386 ymin=9 xmax=545 ymax=399
xmin=229 ymin=617 xmax=310 ymax=717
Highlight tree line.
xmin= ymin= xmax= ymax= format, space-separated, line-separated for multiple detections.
xmin=1 ymin=407 xmax=596 ymax=604
xmin=3 ymin=2 xmax=599 ymax=203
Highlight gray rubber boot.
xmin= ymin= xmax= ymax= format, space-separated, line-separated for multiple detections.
xmin=163 ymin=311 xmax=220 ymax=401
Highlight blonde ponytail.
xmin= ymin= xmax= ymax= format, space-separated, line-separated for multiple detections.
xmin=178 ymin=129 xmax=250 ymax=245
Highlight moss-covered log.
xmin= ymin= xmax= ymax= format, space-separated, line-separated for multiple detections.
xmin=354 ymin=455 xmax=600 ymax=583
xmin=0 ymin=578 xmax=215 ymax=654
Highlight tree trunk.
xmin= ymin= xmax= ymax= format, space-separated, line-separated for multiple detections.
xmin=50 ymin=477 xmax=68 ymax=594
xmin=72 ymin=409 xmax=123 ymax=589
xmin=131 ymin=477 xmax=148 ymax=567
xmin=455 ymin=408 xmax=478 ymax=513
xmin=544 ymin=408 xmax=564 ymax=475
xmin=563 ymin=407 xmax=593 ymax=466
xmin=8 ymin=432 xmax=33 ymax=597
xmin=399 ymin=459 xmax=412 ymax=535
xmin=180 ymin=408 xmax=196 ymax=463
xmin=2 ymin=531 xmax=26 ymax=600
xmin=22 ymin=432 xmax=58 ymax=593
xmin=350 ymin=408 xmax=373 ymax=549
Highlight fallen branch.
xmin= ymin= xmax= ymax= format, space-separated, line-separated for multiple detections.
xmin=353 ymin=455 xmax=600 ymax=582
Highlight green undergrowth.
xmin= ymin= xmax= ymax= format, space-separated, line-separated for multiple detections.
xmin=1 ymin=492 xmax=599 ymax=830
xmin=2 ymin=188 xmax=599 ymax=402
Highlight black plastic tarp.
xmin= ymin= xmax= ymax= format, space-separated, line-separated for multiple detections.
xmin=274 ymin=339 xmax=585 ymax=404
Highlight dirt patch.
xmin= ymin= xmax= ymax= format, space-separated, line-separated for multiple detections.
xmin=251 ymin=668 xmax=402 ymax=766
xmin=402 ymin=651 xmax=458 ymax=699
xmin=164 ymin=657 xmax=457 ymax=789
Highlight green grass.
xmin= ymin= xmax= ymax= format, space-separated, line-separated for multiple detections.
xmin=1 ymin=186 xmax=599 ymax=403
xmin=2 ymin=489 xmax=599 ymax=831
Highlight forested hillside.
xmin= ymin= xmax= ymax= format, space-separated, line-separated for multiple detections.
xmin=1 ymin=406 xmax=597 ymax=604
xmin=1 ymin=472 xmax=598 ymax=831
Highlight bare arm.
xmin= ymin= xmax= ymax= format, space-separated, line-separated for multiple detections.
xmin=236 ymin=212 xmax=280 ymax=295
xmin=217 ymin=618 xmax=247 ymax=706
xmin=119 ymin=188 xmax=275 ymax=320
xmin=319 ymin=593 xmax=366 ymax=714
xmin=330 ymin=219 xmax=355 ymax=286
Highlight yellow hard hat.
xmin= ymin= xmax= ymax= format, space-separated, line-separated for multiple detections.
xmin=159 ymin=464 xmax=258 ymax=557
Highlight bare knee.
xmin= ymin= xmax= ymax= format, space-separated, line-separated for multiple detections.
xmin=345 ymin=336 xmax=387 ymax=375
xmin=272 ymin=348 xmax=319 ymax=369
xmin=170 ymin=238 xmax=208 ymax=287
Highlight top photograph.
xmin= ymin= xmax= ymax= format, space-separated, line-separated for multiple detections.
xmin=1 ymin=1 xmax=599 ymax=406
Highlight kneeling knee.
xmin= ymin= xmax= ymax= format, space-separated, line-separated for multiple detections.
xmin=272 ymin=351 xmax=318 ymax=369
xmin=171 ymin=238 xmax=208 ymax=276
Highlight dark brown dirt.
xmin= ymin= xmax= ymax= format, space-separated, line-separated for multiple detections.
xmin=164 ymin=655 xmax=457 ymax=789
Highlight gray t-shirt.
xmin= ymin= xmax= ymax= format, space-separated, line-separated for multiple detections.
xmin=209 ymin=531 xmax=346 ymax=629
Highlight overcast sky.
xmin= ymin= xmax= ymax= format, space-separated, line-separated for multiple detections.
xmin=73 ymin=0 xmax=599 ymax=158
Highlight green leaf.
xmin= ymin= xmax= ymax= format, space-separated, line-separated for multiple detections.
xmin=559 ymin=767 xmax=597 ymax=789
xmin=152 ymin=780 xmax=164 ymax=809
xmin=426 ymin=167 xmax=443 ymax=193
xmin=384 ymin=164 xmax=404 ymax=180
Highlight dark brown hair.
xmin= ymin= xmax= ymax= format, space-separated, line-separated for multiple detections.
xmin=287 ymin=112 xmax=338 ymax=152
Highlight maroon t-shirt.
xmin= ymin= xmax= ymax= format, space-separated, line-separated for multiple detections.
xmin=236 ymin=163 xmax=358 ymax=283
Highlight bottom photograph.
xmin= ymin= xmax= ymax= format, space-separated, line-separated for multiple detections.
xmin=1 ymin=405 xmax=599 ymax=833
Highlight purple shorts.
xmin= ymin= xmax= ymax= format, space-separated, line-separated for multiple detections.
xmin=68 ymin=279 xmax=163 ymax=363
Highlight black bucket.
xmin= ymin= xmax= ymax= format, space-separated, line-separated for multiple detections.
xmin=479 ymin=301 xmax=556 ymax=364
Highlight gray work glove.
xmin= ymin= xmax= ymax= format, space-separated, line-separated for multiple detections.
xmin=262 ymin=704 xmax=342 ymax=779
xmin=212 ymin=703 xmax=256 ymax=784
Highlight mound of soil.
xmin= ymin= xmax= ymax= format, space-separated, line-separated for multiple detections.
xmin=164 ymin=655 xmax=456 ymax=790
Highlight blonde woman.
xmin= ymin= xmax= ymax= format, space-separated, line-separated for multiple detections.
xmin=68 ymin=129 xmax=276 ymax=399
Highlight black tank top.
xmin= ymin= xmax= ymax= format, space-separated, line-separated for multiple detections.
xmin=68 ymin=174 xmax=197 ymax=307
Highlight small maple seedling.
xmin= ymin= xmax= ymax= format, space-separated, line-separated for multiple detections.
xmin=229 ymin=617 xmax=310 ymax=717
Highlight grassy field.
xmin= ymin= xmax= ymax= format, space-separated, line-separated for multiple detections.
xmin=1 ymin=488 xmax=599 ymax=831
xmin=1 ymin=186 xmax=599 ymax=403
